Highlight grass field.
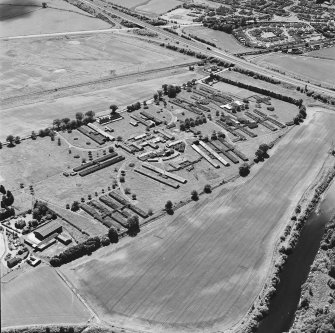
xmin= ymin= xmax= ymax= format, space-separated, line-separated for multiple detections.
xmin=108 ymin=0 xmax=182 ymax=15
xmin=254 ymin=53 xmax=335 ymax=87
xmin=305 ymin=46 xmax=335 ymax=60
xmin=0 ymin=0 xmax=110 ymax=38
xmin=0 ymin=70 xmax=200 ymax=140
xmin=182 ymin=26 xmax=254 ymax=54
xmin=1 ymin=265 xmax=91 ymax=328
xmin=62 ymin=109 xmax=335 ymax=331
xmin=0 ymin=33 xmax=192 ymax=98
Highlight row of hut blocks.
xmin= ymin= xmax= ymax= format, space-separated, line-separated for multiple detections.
xmin=142 ymin=162 xmax=187 ymax=184
xmin=87 ymin=122 xmax=115 ymax=141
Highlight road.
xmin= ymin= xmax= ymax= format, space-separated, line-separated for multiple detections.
xmin=79 ymin=0 xmax=335 ymax=99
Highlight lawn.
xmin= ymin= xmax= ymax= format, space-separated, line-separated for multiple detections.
xmin=0 ymin=70 xmax=200 ymax=140
xmin=1 ymin=265 xmax=91 ymax=328
xmin=254 ymin=53 xmax=335 ymax=87
xmin=0 ymin=33 xmax=192 ymax=99
xmin=61 ymin=109 xmax=335 ymax=331
xmin=0 ymin=0 xmax=110 ymax=38
xmin=182 ymin=26 xmax=254 ymax=54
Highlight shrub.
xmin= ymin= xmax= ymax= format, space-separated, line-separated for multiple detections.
xmin=191 ymin=190 xmax=199 ymax=201
xmin=108 ymin=227 xmax=118 ymax=243
xmin=204 ymin=184 xmax=212 ymax=193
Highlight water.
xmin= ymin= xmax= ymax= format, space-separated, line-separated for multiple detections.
xmin=257 ymin=180 xmax=335 ymax=333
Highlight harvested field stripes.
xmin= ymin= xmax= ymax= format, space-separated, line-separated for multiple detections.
xmin=134 ymin=168 xmax=180 ymax=189
xmin=191 ymin=144 xmax=220 ymax=168
xmin=199 ymin=141 xmax=230 ymax=166
xmin=73 ymin=152 xmax=118 ymax=172
xmin=79 ymin=156 xmax=125 ymax=176
xmin=77 ymin=126 xmax=106 ymax=145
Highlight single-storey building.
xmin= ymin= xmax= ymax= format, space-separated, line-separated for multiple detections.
xmin=34 ymin=222 xmax=62 ymax=241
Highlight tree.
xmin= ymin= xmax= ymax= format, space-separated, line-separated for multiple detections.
xmin=191 ymin=190 xmax=199 ymax=201
xmin=116 ymin=136 xmax=123 ymax=142
xmin=85 ymin=111 xmax=95 ymax=122
xmin=204 ymin=184 xmax=212 ymax=193
xmin=75 ymin=112 xmax=84 ymax=122
xmin=127 ymin=215 xmax=140 ymax=234
xmin=53 ymin=119 xmax=61 ymax=130
xmin=165 ymin=200 xmax=173 ymax=214
xmin=110 ymin=104 xmax=118 ymax=114
xmin=239 ymin=163 xmax=250 ymax=177
xmin=31 ymin=131 xmax=37 ymax=140
xmin=0 ymin=185 xmax=6 ymax=195
xmin=6 ymin=135 xmax=14 ymax=147
xmin=108 ymin=227 xmax=119 ymax=243
xmin=71 ymin=201 xmax=80 ymax=212
xmin=167 ymin=85 xmax=177 ymax=98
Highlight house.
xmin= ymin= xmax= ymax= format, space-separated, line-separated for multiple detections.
xmin=34 ymin=222 xmax=62 ymax=241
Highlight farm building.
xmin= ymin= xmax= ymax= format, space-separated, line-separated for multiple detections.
xmin=34 ymin=222 xmax=63 ymax=241
xmin=28 ymin=256 xmax=41 ymax=267
xmin=56 ymin=234 xmax=72 ymax=245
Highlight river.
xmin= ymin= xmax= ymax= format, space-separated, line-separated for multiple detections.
xmin=257 ymin=180 xmax=335 ymax=333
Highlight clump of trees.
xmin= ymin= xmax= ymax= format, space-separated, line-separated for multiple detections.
xmin=127 ymin=215 xmax=140 ymax=235
xmin=191 ymin=190 xmax=199 ymax=201
xmin=255 ymin=143 xmax=270 ymax=162
xmin=204 ymin=184 xmax=212 ymax=193
xmin=0 ymin=185 xmax=15 ymax=221
xmin=165 ymin=200 xmax=173 ymax=215
xmin=53 ymin=111 xmax=95 ymax=131
xmin=239 ymin=163 xmax=250 ymax=177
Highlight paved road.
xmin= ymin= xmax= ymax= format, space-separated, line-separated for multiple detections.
xmin=80 ymin=0 xmax=335 ymax=98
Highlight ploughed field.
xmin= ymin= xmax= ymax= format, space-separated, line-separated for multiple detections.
xmin=1 ymin=266 xmax=91 ymax=327
xmin=63 ymin=111 xmax=335 ymax=331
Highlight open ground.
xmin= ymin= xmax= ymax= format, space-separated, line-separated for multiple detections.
xmin=0 ymin=33 xmax=193 ymax=99
xmin=61 ymin=109 xmax=335 ymax=332
xmin=0 ymin=0 xmax=110 ymax=38
xmin=0 ymin=70 xmax=201 ymax=140
xmin=182 ymin=26 xmax=255 ymax=54
xmin=107 ymin=0 xmax=182 ymax=15
xmin=1 ymin=265 xmax=91 ymax=328
xmin=253 ymin=53 xmax=335 ymax=87
xmin=305 ymin=46 xmax=335 ymax=61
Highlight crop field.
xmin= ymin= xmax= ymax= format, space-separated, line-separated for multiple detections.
xmin=0 ymin=0 xmax=110 ymax=38
xmin=1 ymin=265 xmax=91 ymax=328
xmin=0 ymin=70 xmax=200 ymax=140
xmin=254 ymin=54 xmax=335 ymax=87
xmin=0 ymin=33 xmax=192 ymax=99
xmin=305 ymin=46 xmax=335 ymax=60
xmin=108 ymin=0 xmax=182 ymax=15
xmin=182 ymin=26 xmax=254 ymax=54
xmin=62 ymin=109 xmax=335 ymax=331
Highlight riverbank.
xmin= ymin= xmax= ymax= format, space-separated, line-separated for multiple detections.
xmin=234 ymin=152 xmax=335 ymax=333
xmin=290 ymin=182 xmax=335 ymax=332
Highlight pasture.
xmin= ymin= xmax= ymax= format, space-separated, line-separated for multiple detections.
xmin=182 ymin=26 xmax=254 ymax=54
xmin=0 ymin=70 xmax=200 ymax=140
xmin=62 ymin=110 xmax=335 ymax=331
xmin=1 ymin=265 xmax=91 ymax=328
xmin=305 ymin=46 xmax=335 ymax=60
xmin=108 ymin=0 xmax=182 ymax=15
xmin=254 ymin=54 xmax=335 ymax=87
xmin=0 ymin=0 xmax=110 ymax=38
xmin=0 ymin=33 xmax=192 ymax=99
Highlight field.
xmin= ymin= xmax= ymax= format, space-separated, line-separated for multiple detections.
xmin=0 ymin=70 xmax=200 ymax=140
xmin=1 ymin=265 xmax=91 ymax=328
xmin=182 ymin=26 xmax=255 ymax=54
xmin=305 ymin=46 xmax=335 ymax=60
xmin=108 ymin=0 xmax=182 ymax=15
xmin=0 ymin=33 xmax=193 ymax=99
xmin=0 ymin=0 xmax=110 ymax=38
xmin=61 ymin=109 xmax=335 ymax=331
xmin=253 ymin=53 xmax=335 ymax=87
